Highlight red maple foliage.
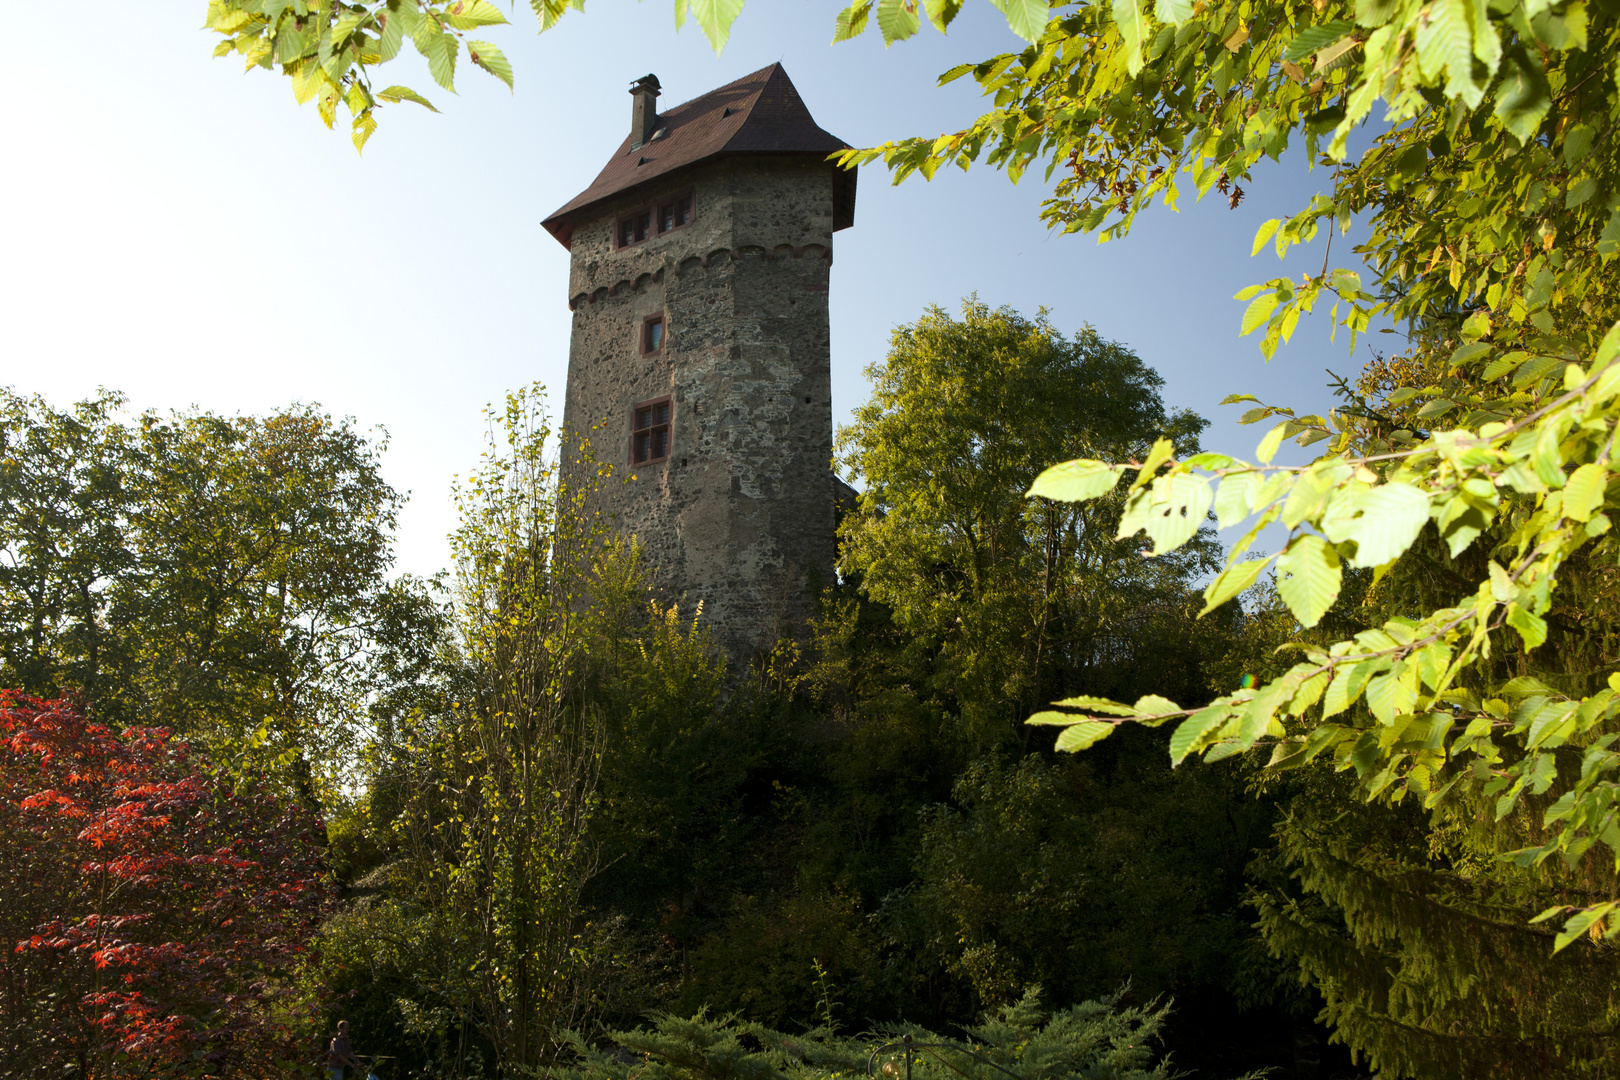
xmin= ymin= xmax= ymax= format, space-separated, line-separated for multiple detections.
xmin=0 ymin=693 xmax=334 ymax=1077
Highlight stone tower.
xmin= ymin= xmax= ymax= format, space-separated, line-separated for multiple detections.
xmin=542 ymin=65 xmax=857 ymax=658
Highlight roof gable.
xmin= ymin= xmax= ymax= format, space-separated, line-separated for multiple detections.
xmin=541 ymin=64 xmax=851 ymax=248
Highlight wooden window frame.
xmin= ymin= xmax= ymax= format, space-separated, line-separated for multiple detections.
xmin=616 ymin=207 xmax=652 ymax=249
xmin=655 ymin=189 xmax=696 ymax=236
xmin=629 ymin=396 xmax=673 ymax=467
xmin=615 ymin=190 xmax=695 ymax=251
xmin=641 ymin=312 xmax=667 ymax=356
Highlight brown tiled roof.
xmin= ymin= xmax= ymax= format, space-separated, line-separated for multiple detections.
xmin=541 ymin=64 xmax=853 ymax=249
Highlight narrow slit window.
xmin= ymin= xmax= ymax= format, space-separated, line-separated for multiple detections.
xmin=657 ymin=192 xmax=694 ymax=234
xmin=631 ymin=398 xmax=672 ymax=465
xmin=617 ymin=209 xmax=651 ymax=248
xmin=642 ymin=314 xmax=666 ymax=354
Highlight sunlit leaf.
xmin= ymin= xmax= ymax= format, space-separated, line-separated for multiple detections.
xmin=687 ymin=0 xmax=746 ymax=51
xmin=1320 ymin=483 xmax=1431 ymax=568
xmin=377 ymin=85 xmax=439 ymax=111
xmin=444 ymin=0 xmax=510 ymax=29
xmin=1111 ymin=0 xmax=1146 ymax=74
xmin=1201 ymin=556 xmax=1272 ymax=615
xmin=1054 ymin=720 xmax=1114 ymax=751
xmin=832 ymin=0 xmax=872 ymax=40
xmin=467 ymin=40 xmax=513 ymax=89
xmin=1276 ymin=535 xmax=1341 ymax=628
xmin=990 ymin=0 xmax=1052 ymax=42
xmin=875 ymin=0 xmax=921 ymax=44
xmin=1027 ymin=460 xmax=1124 ymax=502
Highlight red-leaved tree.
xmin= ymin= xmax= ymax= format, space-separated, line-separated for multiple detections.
xmin=0 ymin=693 xmax=334 ymax=1078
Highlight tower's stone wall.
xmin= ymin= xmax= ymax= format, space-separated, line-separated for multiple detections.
xmin=560 ymin=156 xmax=838 ymax=656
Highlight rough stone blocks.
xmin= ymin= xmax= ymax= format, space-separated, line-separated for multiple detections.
xmin=560 ymin=157 xmax=839 ymax=661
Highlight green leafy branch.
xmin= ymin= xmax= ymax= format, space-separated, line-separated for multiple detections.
xmin=1024 ymin=321 xmax=1620 ymax=950
xmin=206 ymin=0 xmax=514 ymax=152
xmin=205 ymin=0 xmax=1056 ymax=150
xmin=833 ymin=0 xmax=1608 ymax=364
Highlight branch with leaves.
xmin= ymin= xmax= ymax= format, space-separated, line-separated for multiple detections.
xmin=1026 ymin=320 xmax=1620 ymax=951
xmin=835 ymin=0 xmax=1609 ymax=365
xmin=205 ymin=0 xmax=515 ymax=152
xmin=202 ymin=0 xmax=1052 ymax=151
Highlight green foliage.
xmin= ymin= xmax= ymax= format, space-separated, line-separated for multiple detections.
xmin=896 ymin=750 xmax=1272 ymax=1018
xmin=556 ymin=989 xmax=1178 ymax=1080
xmin=386 ymin=384 xmax=611 ymax=1072
xmin=0 ymin=388 xmax=414 ymax=805
xmin=1214 ymin=513 xmax=1620 ymax=1077
xmin=321 ymin=533 xmax=739 ymax=1079
xmin=314 ymin=884 xmax=490 ymax=1077
xmin=568 ymin=302 xmax=1291 ymax=1072
xmin=837 ymin=299 xmax=1220 ymax=745
xmin=4 ymin=354 xmax=1314 ymax=1073
xmin=203 ymin=0 xmax=508 ymax=152
xmin=1253 ymin=768 xmax=1620 ymax=1079
xmin=676 ymin=892 xmax=886 ymax=1030
xmin=809 ymin=0 xmax=1620 ymax=960
xmin=0 ymin=390 xmax=132 ymax=709
xmin=201 ymin=0 xmax=1048 ymax=149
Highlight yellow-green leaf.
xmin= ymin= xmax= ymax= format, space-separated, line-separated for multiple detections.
xmin=1563 ymin=462 xmax=1607 ymax=522
xmin=467 ymin=40 xmax=513 ymax=89
xmin=1255 ymin=422 xmax=1287 ymax=464
xmin=832 ymin=0 xmax=873 ymax=40
xmin=1055 ymin=720 xmax=1115 ymax=751
xmin=1170 ymin=703 xmax=1231 ymax=765
xmin=687 ymin=0 xmax=746 ymax=50
xmin=1027 ymin=459 xmax=1124 ymax=502
xmin=1320 ymin=482 xmax=1431 ymax=568
xmin=1111 ymin=0 xmax=1146 ymax=74
xmin=1276 ymin=534 xmax=1342 ymax=628
xmin=1131 ymin=436 xmax=1176 ymax=490
xmin=875 ymin=0 xmax=921 ymax=43
xmin=1201 ymin=555 xmax=1273 ymax=615
xmin=1241 ymin=291 xmax=1281 ymax=335
xmin=993 ymin=0 xmax=1052 ymax=42
xmin=923 ymin=0 xmax=963 ymax=32
xmin=1049 ymin=695 xmax=1139 ymax=715
xmin=377 ymin=85 xmax=439 ymax=111
xmin=444 ymin=0 xmax=509 ymax=29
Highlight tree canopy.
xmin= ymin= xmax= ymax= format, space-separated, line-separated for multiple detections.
xmin=0 ymin=390 xmax=423 ymax=806
xmin=838 ymin=299 xmax=1220 ymax=737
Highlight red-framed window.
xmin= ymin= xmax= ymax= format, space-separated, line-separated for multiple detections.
xmin=631 ymin=397 xmax=672 ymax=465
xmin=616 ymin=190 xmax=694 ymax=250
xmin=642 ymin=313 xmax=666 ymax=355
xmin=617 ymin=209 xmax=651 ymax=248
xmin=657 ymin=190 xmax=694 ymax=234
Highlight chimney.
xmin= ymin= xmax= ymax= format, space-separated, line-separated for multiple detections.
xmin=629 ymin=74 xmax=661 ymax=148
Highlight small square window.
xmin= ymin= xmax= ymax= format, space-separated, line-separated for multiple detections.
xmin=657 ymin=192 xmax=694 ymax=234
xmin=631 ymin=398 xmax=672 ymax=465
xmin=617 ymin=209 xmax=651 ymax=248
xmin=642 ymin=314 xmax=666 ymax=354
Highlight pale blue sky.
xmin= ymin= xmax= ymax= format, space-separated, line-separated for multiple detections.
xmin=0 ymin=2 xmax=1379 ymax=578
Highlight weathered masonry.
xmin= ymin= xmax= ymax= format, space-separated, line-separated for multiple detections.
xmin=542 ymin=65 xmax=857 ymax=658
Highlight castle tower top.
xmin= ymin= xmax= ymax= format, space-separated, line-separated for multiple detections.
xmin=541 ymin=64 xmax=856 ymax=250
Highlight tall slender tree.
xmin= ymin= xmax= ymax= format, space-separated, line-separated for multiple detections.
xmin=392 ymin=386 xmax=610 ymax=1072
